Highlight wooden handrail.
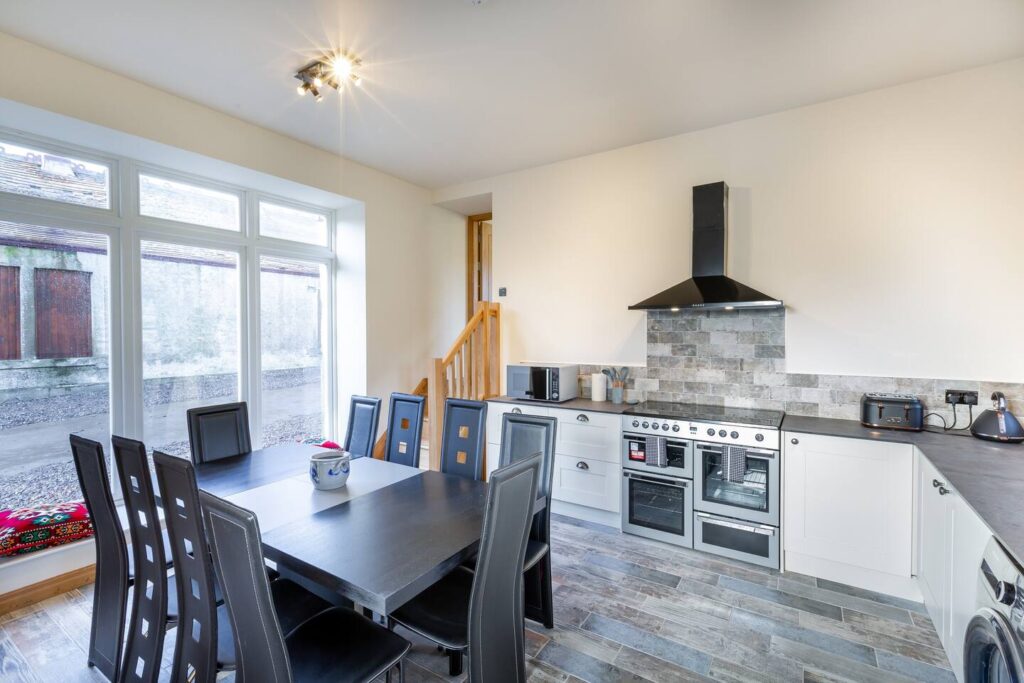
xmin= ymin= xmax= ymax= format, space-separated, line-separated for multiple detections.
xmin=371 ymin=377 xmax=428 ymax=460
xmin=428 ymin=301 xmax=501 ymax=471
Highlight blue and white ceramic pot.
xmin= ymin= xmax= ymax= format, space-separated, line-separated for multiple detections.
xmin=309 ymin=450 xmax=351 ymax=490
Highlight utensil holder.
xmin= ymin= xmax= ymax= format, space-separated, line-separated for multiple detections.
xmin=610 ymin=382 xmax=624 ymax=404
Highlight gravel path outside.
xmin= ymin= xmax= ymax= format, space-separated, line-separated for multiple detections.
xmin=0 ymin=367 xmax=323 ymax=510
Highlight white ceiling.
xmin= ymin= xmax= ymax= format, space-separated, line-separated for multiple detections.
xmin=2 ymin=1 xmax=1023 ymax=189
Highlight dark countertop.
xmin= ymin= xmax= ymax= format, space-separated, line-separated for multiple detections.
xmin=783 ymin=415 xmax=1024 ymax=566
xmin=488 ymin=396 xmax=635 ymax=415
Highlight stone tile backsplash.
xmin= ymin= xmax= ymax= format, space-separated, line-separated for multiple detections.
xmin=579 ymin=308 xmax=1023 ymax=425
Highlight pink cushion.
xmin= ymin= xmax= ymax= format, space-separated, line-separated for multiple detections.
xmin=0 ymin=502 xmax=94 ymax=557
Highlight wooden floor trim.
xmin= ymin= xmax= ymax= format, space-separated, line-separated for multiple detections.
xmin=0 ymin=563 xmax=95 ymax=615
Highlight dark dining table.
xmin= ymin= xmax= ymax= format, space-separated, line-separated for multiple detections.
xmin=193 ymin=443 xmax=541 ymax=615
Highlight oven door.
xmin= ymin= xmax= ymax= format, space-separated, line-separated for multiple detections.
xmin=695 ymin=443 xmax=779 ymax=526
xmin=620 ymin=470 xmax=693 ymax=548
xmin=694 ymin=511 xmax=779 ymax=569
xmin=622 ymin=434 xmax=693 ymax=478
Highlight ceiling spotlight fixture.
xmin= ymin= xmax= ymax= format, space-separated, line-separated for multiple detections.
xmin=294 ymin=51 xmax=363 ymax=101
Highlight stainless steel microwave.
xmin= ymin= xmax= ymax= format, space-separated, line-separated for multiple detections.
xmin=506 ymin=363 xmax=579 ymax=402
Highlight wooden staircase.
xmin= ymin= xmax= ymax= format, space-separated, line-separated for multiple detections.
xmin=372 ymin=302 xmax=501 ymax=470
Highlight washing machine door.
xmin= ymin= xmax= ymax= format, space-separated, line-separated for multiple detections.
xmin=964 ymin=608 xmax=1024 ymax=683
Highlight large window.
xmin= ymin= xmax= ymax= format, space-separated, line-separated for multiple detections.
xmin=0 ymin=130 xmax=338 ymax=514
xmin=0 ymin=222 xmax=111 ymax=510
xmin=140 ymin=242 xmax=240 ymax=457
xmin=260 ymin=256 xmax=326 ymax=447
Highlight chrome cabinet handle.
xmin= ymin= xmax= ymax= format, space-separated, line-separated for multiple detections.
xmin=576 ymin=414 xmax=589 ymax=423
xmin=938 ymin=486 xmax=951 ymax=495
xmin=790 ymin=438 xmax=799 ymax=445
xmin=511 ymin=408 xmax=522 ymax=414
xmin=932 ymin=479 xmax=944 ymax=488
xmin=575 ymin=461 xmax=589 ymax=470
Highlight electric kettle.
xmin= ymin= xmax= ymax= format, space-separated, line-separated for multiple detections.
xmin=971 ymin=392 xmax=1024 ymax=443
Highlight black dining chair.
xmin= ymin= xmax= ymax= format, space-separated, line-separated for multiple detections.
xmin=344 ymin=395 xmax=382 ymax=459
xmin=153 ymin=451 xmax=333 ymax=683
xmin=383 ymin=393 xmax=425 ymax=468
xmin=499 ymin=413 xmax=558 ymax=629
xmin=153 ymin=450 xmax=235 ymax=682
xmin=70 ymin=435 xmax=130 ymax=683
xmin=200 ymin=491 xmax=411 ymax=683
xmin=112 ymin=436 xmax=179 ymax=683
xmin=186 ymin=401 xmax=252 ymax=464
xmin=389 ymin=453 xmax=542 ymax=680
xmin=439 ymin=398 xmax=487 ymax=481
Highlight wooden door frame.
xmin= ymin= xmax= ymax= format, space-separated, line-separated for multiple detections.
xmin=466 ymin=213 xmax=492 ymax=320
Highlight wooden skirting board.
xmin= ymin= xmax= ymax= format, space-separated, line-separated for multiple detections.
xmin=0 ymin=563 xmax=95 ymax=616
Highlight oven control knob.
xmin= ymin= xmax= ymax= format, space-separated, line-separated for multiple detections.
xmin=632 ymin=420 xmax=640 ymax=428
xmin=707 ymin=428 xmax=715 ymax=436
xmin=730 ymin=431 xmax=739 ymax=439
xmin=718 ymin=429 xmax=727 ymax=438
xmin=661 ymin=423 xmax=669 ymax=431
xmin=642 ymin=421 xmax=650 ymax=429
xmin=755 ymin=433 xmax=764 ymax=442
xmin=997 ymin=581 xmax=1016 ymax=606
xmin=672 ymin=424 xmax=680 ymax=432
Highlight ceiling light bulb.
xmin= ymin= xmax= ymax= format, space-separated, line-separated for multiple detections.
xmin=332 ymin=55 xmax=353 ymax=78
xmin=313 ymin=76 xmax=323 ymax=88
xmin=297 ymin=83 xmax=307 ymax=96
xmin=351 ymin=75 xmax=362 ymax=87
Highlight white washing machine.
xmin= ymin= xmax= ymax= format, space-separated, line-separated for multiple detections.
xmin=964 ymin=537 xmax=1024 ymax=682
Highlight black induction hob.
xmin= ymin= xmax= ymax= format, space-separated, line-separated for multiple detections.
xmin=623 ymin=401 xmax=785 ymax=429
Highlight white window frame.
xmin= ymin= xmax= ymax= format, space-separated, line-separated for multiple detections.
xmin=0 ymin=128 xmax=121 ymax=219
xmin=0 ymin=126 xmax=340 ymax=499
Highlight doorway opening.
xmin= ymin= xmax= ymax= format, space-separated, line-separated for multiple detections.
xmin=466 ymin=213 xmax=492 ymax=320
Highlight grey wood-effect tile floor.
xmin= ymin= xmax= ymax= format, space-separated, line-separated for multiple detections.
xmin=0 ymin=514 xmax=953 ymax=683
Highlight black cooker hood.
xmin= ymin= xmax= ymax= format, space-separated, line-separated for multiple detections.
xmin=629 ymin=182 xmax=783 ymax=311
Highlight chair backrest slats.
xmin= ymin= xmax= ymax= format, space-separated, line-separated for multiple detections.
xmin=153 ymin=451 xmax=220 ymax=683
xmin=344 ymin=395 xmax=381 ymax=459
xmin=112 ymin=436 xmax=169 ymax=683
xmin=383 ymin=393 xmax=425 ymax=467
xmin=200 ymin=491 xmax=293 ymax=683
xmin=467 ymin=453 xmax=541 ymax=682
xmin=70 ymin=435 xmax=129 ymax=683
xmin=440 ymin=398 xmax=487 ymax=481
xmin=186 ymin=402 xmax=252 ymax=464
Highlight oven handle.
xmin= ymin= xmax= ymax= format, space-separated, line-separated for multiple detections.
xmin=623 ymin=470 xmax=689 ymax=488
xmin=696 ymin=512 xmax=775 ymax=536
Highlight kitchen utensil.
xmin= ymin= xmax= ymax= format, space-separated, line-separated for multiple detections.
xmin=971 ymin=392 xmax=1024 ymax=443
xmin=309 ymin=450 xmax=351 ymax=490
xmin=620 ymin=367 xmax=630 ymax=383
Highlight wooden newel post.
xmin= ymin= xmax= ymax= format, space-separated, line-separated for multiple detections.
xmin=429 ymin=357 xmax=445 ymax=471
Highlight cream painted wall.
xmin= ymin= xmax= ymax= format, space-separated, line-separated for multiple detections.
xmin=436 ymin=58 xmax=1024 ymax=384
xmin=0 ymin=31 xmax=464 ymax=408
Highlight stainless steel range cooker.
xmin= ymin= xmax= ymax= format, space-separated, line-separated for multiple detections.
xmin=620 ymin=401 xmax=784 ymax=569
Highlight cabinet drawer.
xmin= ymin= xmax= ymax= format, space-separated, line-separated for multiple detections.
xmin=552 ymin=454 xmax=620 ymax=512
xmin=485 ymin=402 xmax=549 ymax=445
xmin=549 ymin=408 xmax=620 ymax=464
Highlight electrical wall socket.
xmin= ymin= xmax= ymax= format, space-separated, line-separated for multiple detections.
xmin=945 ymin=389 xmax=979 ymax=405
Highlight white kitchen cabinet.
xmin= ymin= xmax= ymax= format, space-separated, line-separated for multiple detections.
xmin=917 ymin=454 xmax=952 ymax=640
xmin=486 ymin=401 xmax=622 ymax=522
xmin=783 ymin=432 xmax=917 ymax=599
xmin=917 ymin=452 xmax=990 ymax=678
xmin=551 ymin=454 xmax=620 ymax=512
